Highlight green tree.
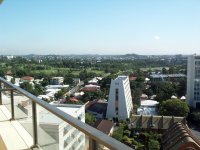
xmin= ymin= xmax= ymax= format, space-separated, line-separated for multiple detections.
xmin=55 ymin=90 xmax=65 ymax=100
xmin=20 ymin=82 xmax=33 ymax=93
xmin=64 ymin=77 xmax=74 ymax=85
xmin=162 ymin=67 xmax=168 ymax=74
xmin=192 ymin=112 xmax=200 ymax=124
xmin=112 ymin=124 xmax=124 ymax=141
xmin=151 ymin=81 xmax=176 ymax=102
xmin=0 ymin=68 xmax=4 ymax=77
xmin=148 ymin=139 xmax=160 ymax=150
xmin=40 ymin=77 xmax=49 ymax=87
xmin=11 ymin=78 xmax=15 ymax=84
xmin=33 ymin=83 xmax=44 ymax=96
xmin=159 ymin=99 xmax=189 ymax=117
xmin=85 ymin=112 xmax=96 ymax=126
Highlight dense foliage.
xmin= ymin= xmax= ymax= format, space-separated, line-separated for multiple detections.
xmin=159 ymin=99 xmax=189 ymax=117
xmin=112 ymin=123 xmax=161 ymax=149
xmin=85 ymin=112 xmax=96 ymax=126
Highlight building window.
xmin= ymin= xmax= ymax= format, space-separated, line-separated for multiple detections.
xmin=115 ymin=88 xmax=119 ymax=115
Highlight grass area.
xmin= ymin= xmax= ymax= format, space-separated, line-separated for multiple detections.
xmin=140 ymin=67 xmax=169 ymax=71
xmin=30 ymin=67 xmax=105 ymax=76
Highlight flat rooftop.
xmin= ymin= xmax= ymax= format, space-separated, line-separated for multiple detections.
xmin=141 ymin=100 xmax=159 ymax=106
xmin=115 ymin=76 xmax=128 ymax=81
xmin=40 ymin=103 xmax=83 ymax=125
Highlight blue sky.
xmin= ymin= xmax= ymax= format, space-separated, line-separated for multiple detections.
xmin=0 ymin=0 xmax=200 ymax=55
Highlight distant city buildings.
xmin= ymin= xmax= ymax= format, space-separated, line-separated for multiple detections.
xmin=106 ymin=76 xmax=133 ymax=120
xmin=150 ymin=74 xmax=186 ymax=82
xmin=187 ymin=54 xmax=200 ymax=109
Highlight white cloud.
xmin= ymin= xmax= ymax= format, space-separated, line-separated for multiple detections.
xmin=154 ymin=36 xmax=160 ymax=40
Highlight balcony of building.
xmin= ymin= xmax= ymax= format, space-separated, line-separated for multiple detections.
xmin=0 ymin=77 xmax=133 ymax=150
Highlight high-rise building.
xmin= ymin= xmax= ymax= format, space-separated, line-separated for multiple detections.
xmin=106 ymin=76 xmax=133 ymax=120
xmin=187 ymin=54 xmax=200 ymax=108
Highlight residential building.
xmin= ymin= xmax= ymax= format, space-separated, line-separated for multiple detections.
xmin=86 ymin=99 xmax=107 ymax=119
xmin=4 ymin=75 xmax=13 ymax=82
xmin=187 ymin=54 xmax=200 ymax=108
xmin=88 ymin=77 xmax=102 ymax=85
xmin=81 ymin=84 xmax=100 ymax=92
xmin=130 ymin=115 xmax=186 ymax=130
xmin=50 ymin=77 xmax=64 ymax=85
xmin=150 ymin=74 xmax=186 ymax=82
xmin=94 ymin=120 xmax=114 ymax=136
xmin=39 ymin=103 xmax=85 ymax=150
xmin=21 ymin=76 xmax=34 ymax=82
xmin=137 ymin=100 xmax=159 ymax=115
xmin=106 ymin=76 xmax=133 ymax=120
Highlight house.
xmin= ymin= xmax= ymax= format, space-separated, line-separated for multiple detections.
xmin=21 ymin=76 xmax=34 ymax=82
xmin=81 ymin=84 xmax=100 ymax=92
xmin=86 ymin=99 xmax=107 ymax=119
xmin=94 ymin=120 xmax=114 ymax=136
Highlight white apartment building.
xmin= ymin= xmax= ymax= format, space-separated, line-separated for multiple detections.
xmin=39 ymin=103 xmax=85 ymax=150
xmin=187 ymin=54 xmax=200 ymax=108
xmin=106 ymin=76 xmax=133 ymax=120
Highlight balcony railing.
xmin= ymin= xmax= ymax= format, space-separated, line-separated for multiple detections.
xmin=0 ymin=77 xmax=133 ymax=150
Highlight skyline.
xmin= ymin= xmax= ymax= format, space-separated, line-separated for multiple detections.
xmin=1 ymin=1 xmax=200 ymax=55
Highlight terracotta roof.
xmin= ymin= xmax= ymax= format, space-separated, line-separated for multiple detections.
xmin=129 ymin=76 xmax=137 ymax=81
xmin=94 ymin=120 xmax=114 ymax=135
xmin=69 ymin=97 xmax=79 ymax=102
xmin=162 ymin=122 xmax=200 ymax=150
xmin=21 ymin=76 xmax=34 ymax=81
xmin=81 ymin=86 xmax=100 ymax=92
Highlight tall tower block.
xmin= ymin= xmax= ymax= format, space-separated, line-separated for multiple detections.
xmin=187 ymin=55 xmax=200 ymax=108
xmin=106 ymin=76 xmax=133 ymax=120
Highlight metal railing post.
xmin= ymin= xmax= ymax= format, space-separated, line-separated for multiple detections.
xmin=10 ymin=89 xmax=15 ymax=120
xmin=0 ymin=81 xmax=2 ymax=105
xmin=31 ymin=101 xmax=39 ymax=148
xmin=89 ymin=137 xmax=98 ymax=150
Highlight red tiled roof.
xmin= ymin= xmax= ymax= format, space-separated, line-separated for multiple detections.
xmin=21 ymin=76 xmax=34 ymax=81
xmin=129 ymin=76 xmax=137 ymax=81
xmin=69 ymin=97 xmax=79 ymax=102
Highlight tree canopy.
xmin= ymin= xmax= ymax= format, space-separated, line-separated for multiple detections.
xmin=85 ymin=112 xmax=96 ymax=126
xmin=159 ymin=99 xmax=189 ymax=117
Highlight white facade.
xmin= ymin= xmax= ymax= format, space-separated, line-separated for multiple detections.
xmin=106 ymin=76 xmax=133 ymax=120
xmin=187 ymin=55 xmax=200 ymax=108
xmin=39 ymin=104 xmax=85 ymax=150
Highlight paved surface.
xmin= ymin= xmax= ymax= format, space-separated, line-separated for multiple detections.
xmin=189 ymin=124 xmax=200 ymax=140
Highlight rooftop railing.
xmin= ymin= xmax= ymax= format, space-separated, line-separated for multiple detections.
xmin=0 ymin=77 xmax=133 ymax=150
